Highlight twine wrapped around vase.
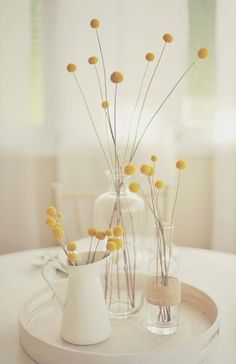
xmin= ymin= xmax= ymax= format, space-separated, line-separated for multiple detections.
xmin=145 ymin=276 xmax=181 ymax=307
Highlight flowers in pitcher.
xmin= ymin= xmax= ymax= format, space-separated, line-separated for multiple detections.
xmin=45 ymin=206 xmax=124 ymax=266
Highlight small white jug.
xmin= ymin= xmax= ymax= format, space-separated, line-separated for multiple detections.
xmin=42 ymin=251 xmax=111 ymax=345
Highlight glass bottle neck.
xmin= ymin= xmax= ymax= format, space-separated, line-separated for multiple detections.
xmin=105 ymin=170 xmax=129 ymax=195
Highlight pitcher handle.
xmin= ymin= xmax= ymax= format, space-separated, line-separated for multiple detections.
xmin=41 ymin=261 xmax=66 ymax=309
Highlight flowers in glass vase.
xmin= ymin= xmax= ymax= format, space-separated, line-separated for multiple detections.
xmin=45 ymin=206 xmax=123 ymax=265
xmin=127 ymin=156 xmax=186 ymax=334
xmin=65 ymin=18 xmax=208 ymax=317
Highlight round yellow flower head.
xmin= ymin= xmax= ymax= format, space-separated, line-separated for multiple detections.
xmin=113 ymin=225 xmax=124 ymax=236
xmin=95 ymin=231 xmax=106 ymax=240
xmin=90 ymin=19 xmax=100 ymax=29
xmin=163 ymin=33 xmax=173 ymax=43
xmin=176 ymin=160 xmax=187 ymax=170
xmin=46 ymin=206 xmax=57 ymax=216
xmin=147 ymin=166 xmax=155 ymax=176
xmin=101 ymin=101 xmax=109 ymax=109
xmin=88 ymin=227 xmax=97 ymax=236
xmin=45 ymin=216 xmax=56 ymax=227
xmin=88 ymin=56 xmax=98 ymax=65
xmin=110 ymin=71 xmax=124 ymax=84
xmin=114 ymin=238 xmax=124 ymax=250
xmin=67 ymin=241 xmax=77 ymax=252
xmin=151 ymin=154 xmax=158 ymax=162
xmin=198 ymin=48 xmax=208 ymax=59
xmin=140 ymin=164 xmax=151 ymax=176
xmin=54 ymin=222 xmax=62 ymax=229
xmin=66 ymin=63 xmax=77 ymax=73
xmin=68 ymin=252 xmax=77 ymax=263
xmin=155 ymin=180 xmax=165 ymax=189
xmin=145 ymin=52 xmax=155 ymax=62
xmin=129 ymin=182 xmax=140 ymax=193
xmin=57 ymin=212 xmax=64 ymax=219
xmin=53 ymin=227 xmax=64 ymax=239
xmin=124 ymin=164 xmax=136 ymax=176
xmin=106 ymin=240 xmax=117 ymax=252
xmin=105 ymin=229 xmax=113 ymax=237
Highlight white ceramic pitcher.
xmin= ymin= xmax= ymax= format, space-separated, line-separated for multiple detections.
xmin=42 ymin=251 xmax=111 ymax=345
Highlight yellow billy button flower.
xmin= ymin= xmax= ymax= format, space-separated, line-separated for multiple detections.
xmin=101 ymin=101 xmax=109 ymax=109
xmin=129 ymin=182 xmax=140 ymax=193
xmin=105 ymin=229 xmax=113 ymax=237
xmin=53 ymin=227 xmax=64 ymax=239
xmin=147 ymin=166 xmax=155 ymax=176
xmin=88 ymin=56 xmax=98 ymax=65
xmin=124 ymin=164 xmax=136 ymax=175
xmin=198 ymin=48 xmax=209 ymax=59
xmin=66 ymin=63 xmax=77 ymax=73
xmin=140 ymin=164 xmax=151 ymax=176
xmin=106 ymin=240 xmax=117 ymax=252
xmin=145 ymin=52 xmax=155 ymax=62
xmin=151 ymin=154 xmax=158 ymax=162
xmin=54 ymin=222 xmax=62 ymax=229
xmin=155 ymin=180 xmax=165 ymax=189
xmin=176 ymin=160 xmax=187 ymax=170
xmin=46 ymin=206 xmax=57 ymax=216
xmin=45 ymin=216 xmax=56 ymax=227
xmin=110 ymin=71 xmax=124 ymax=84
xmin=68 ymin=252 xmax=77 ymax=263
xmin=95 ymin=231 xmax=106 ymax=240
xmin=163 ymin=33 xmax=173 ymax=43
xmin=88 ymin=227 xmax=97 ymax=236
xmin=113 ymin=225 xmax=124 ymax=237
xmin=90 ymin=19 xmax=100 ymax=29
xmin=67 ymin=241 xmax=77 ymax=252
xmin=113 ymin=238 xmax=124 ymax=250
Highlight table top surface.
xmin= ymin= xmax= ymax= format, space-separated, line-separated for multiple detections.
xmin=0 ymin=245 xmax=236 ymax=364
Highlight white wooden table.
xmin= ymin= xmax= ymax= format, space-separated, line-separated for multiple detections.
xmin=0 ymin=246 xmax=236 ymax=363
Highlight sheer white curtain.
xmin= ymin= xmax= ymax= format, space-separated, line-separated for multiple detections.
xmin=0 ymin=0 xmax=56 ymax=253
xmin=212 ymin=0 xmax=236 ymax=253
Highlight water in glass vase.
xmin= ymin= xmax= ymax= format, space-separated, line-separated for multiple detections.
xmin=145 ymin=224 xmax=181 ymax=334
xmin=94 ymin=170 xmax=147 ymax=318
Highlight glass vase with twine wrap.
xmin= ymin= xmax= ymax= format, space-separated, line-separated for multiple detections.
xmin=145 ymin=223 xmax=180 ymax=335
xmin=94 ymin=170 xmax=147 ymax=318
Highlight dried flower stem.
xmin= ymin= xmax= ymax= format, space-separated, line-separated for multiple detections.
xmin=170 ymin=169 xmax=182 ymax=226
xmin=130 ymin=61 xmax=197 ymax=162
xmin=93 ymin=65 xmax=114 ymax=169
xmin=95 ymin=29 xmax=108 ymax=108
xmin=130 ymin=42 xmax=167 ymax=159
xmin=87 ymin=236 xmax=93 ymax=264
xmin=91 ymin=239 xmax=101 ymax=263
xmin=122 ymin=62 xmax=150 ymax=166
xmin=72 ymin=73 xmax=112 ymax=171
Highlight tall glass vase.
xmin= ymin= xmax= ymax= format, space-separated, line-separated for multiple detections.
xmin=145 ymin=224 xmax=181 ymax=335
xmin=94 ymin=170 xmax=146 ymax=318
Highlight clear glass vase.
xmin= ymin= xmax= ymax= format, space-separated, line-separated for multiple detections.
xmin=94 ymin=170 xmax=147 ymax=318
xmin=145 ymin=224 xmax=180 ymax=335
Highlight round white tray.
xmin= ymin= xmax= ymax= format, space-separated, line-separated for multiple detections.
xmin=19 ymin=280 xmax=220 ymax=364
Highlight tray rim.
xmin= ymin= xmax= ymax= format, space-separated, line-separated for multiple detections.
xmin=19 ymin=279 xmax=220 ymax=359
